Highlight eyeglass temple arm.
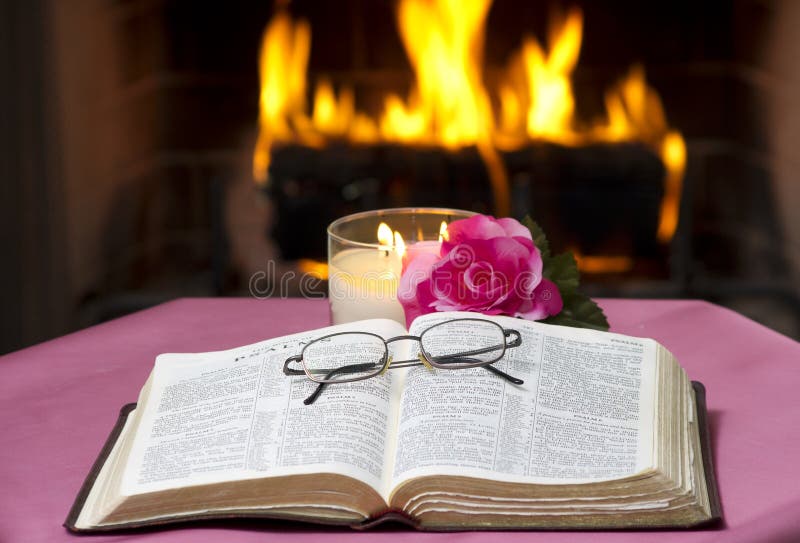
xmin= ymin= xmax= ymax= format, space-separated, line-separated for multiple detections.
xmin=486 ymin=330 xmax=523 ymax=383
xmin=429 ymin=353 xmax=523 ymax=385
xmin=286 ymin=355 xmax=381 ymax=405
xmin=482 ymin=364 xmax=523 ymax=385
xmin=304 ymin=362 xmax=379 ymax=405
xmin=285 ymin=355 xmax=352 ymax=405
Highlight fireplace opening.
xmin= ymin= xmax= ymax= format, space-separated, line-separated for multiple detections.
xmin=256 ymin=3 xmax=685 ymax=284
xmin=3 ymin=0 xmax=799 ymax=353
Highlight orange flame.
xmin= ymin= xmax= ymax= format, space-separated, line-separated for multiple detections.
xmin=572 ymin=248 xmax=634 ymax=274
xmin=438 ymin=221 xmax=449 ymax=242
xmin=298 ymin=258 xmax=329 ymax=280
xmin=377 ymin=222 xmax=406 ymax=259
xmin=382 ymin=0 xmax=493 ymax=148
xmin=253 ymin=2 xmax=686 ymax=249
xmin=253 ymin=10 xmax=311 ymax=183
xmin=524 ymin=8 xmax=583 ymax=142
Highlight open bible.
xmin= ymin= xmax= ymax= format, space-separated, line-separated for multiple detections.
xmin=66 ymin=311 xmax=720 ymax=532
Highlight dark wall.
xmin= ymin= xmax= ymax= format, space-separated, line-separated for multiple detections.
xmin=1 ymin=0 xmax=69 ymax=353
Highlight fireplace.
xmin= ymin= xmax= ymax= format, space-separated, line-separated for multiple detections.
xmin=4 ymin=0 xmax=799 ymax=353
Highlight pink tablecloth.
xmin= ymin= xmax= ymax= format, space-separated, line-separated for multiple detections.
xmin=1 ymin=298 xmax=799 ymax=543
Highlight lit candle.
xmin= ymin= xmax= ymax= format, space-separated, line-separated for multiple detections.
xmin=328 ymin=223 xmax=406 ymax=324
xmin=328 ymin=211 xmax=470 ymax=325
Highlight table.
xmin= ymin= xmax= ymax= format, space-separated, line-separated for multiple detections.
xmin=1 ymin=298 xmax=799 ymax=543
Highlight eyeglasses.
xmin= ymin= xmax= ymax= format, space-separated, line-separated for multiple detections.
xmin=284 ymin=318 xmax=523 ymax=405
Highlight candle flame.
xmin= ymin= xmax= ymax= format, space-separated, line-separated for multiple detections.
xmin=377 ymin=222 xmax=394 ymax=249
xmin=377 ymin=222 xmax=406 ymax=257
xmin=438 ymin=221 xmax=449 ymax=242
xmin=394 ymin=231 xmax=406 ymax=258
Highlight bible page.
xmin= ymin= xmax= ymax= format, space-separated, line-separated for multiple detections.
xmin=389 ymin=311 xmax=657 ymax=489
xmin=119 ymin=318 xmax=407 ymax=497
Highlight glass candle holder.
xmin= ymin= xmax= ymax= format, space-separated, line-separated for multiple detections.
xmin=328 ymin=207 xmax=475 ymax=325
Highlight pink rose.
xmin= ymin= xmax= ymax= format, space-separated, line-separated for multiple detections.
xmin=398 ymin=214 xmax=563 ymax=325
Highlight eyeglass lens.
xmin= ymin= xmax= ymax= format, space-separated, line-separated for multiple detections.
xmin=420 ymin=319 xmax=506 ymax=367
xmin=301 ymin=333 xmax=387 ymax=383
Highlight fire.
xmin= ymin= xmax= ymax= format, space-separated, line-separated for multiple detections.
xmin=382 ymin=0 xmax=493 ymax=148
xmin=523 ymin=8 xmax=583 ymax=142
xmin=438 ymin=221 xmax=449 ymax=243
xmin=377 ymin=222 xmax=406 ymax=259
xmin=298 ymin=258 xmax=329 ymax=280
xmin=254 ymin=2 xmax=686 ymax=261
xmin=572 ymin=249 xmax=634 ymax=275
xmin=394 ymin=231 xmax=407 ymax=258
xmin=253 ymin=10 xmax=311 ymax=181
xmin=377 ymin=222 xmax=395 ymax=249
xmin=658 ymin=131 xmax=686 ymax=242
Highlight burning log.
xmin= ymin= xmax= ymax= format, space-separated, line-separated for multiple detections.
xmin=267 ymin=142 xmax=665 ymax=265
xmin=503 ymin=142 xmax=665 ymax=258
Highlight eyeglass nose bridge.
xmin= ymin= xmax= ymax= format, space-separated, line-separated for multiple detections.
xmin=381 ymin=335 xmax=436 ymax=372
xmin=385 ymin=334 xmax=422 ymax=345
xmin=384 ymin=335 xmax=423 ymax=362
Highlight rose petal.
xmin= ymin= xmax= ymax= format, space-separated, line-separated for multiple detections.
xmin=442 ymin=214 xmax=506 ymax=253
xmin=398 ymin=252 xmax=439 ymax=326
xmin=402 ymin=241 xmax=442 ymax=273
xmin=483 ymin=237 xmax=529 ymax=271
xmin=516 ymin=278 xmax=563 ymax=320
xmin=495 ymin=217 xmax=533 ymax=240
xmin=464 ymin=262 xmax=494 ymax=294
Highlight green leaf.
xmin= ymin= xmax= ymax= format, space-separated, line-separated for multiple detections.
xmin=542 ymin=251 xmax=579 ymax=296
xmin=543 ymin=292 xmax=609 ymax=331
xmin=519 ymin=215 xmax=607 ymax=332
xmin=522 ymin=216 xmax=550 ymax=259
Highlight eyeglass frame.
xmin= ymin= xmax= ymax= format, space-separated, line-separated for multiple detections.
xmin=284 ymin=318 xmax=524 ymax=405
